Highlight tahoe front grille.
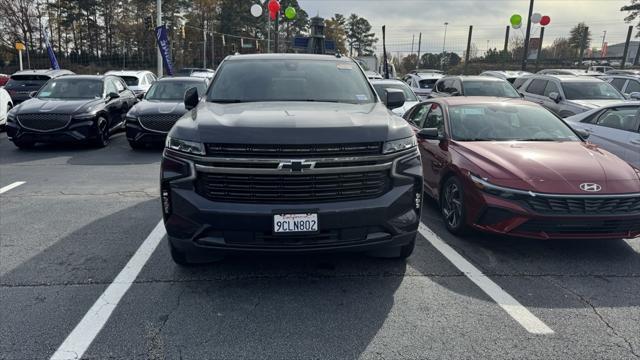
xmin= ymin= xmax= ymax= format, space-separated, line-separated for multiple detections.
xmin=205 ymin=142 xmax=382 ymax=158
xmin=195 ymin=170 xmax=390 ymax=203
xmin=139 ymin=114 xmax=182 ymax=133
xmin=524 ymin=195 xmax=640 ymax=215
xmin=17 ymin=113 xmax=71 ymax=131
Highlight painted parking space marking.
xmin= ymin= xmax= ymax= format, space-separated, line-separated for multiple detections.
xmin=418 ymin=223 xmax=555 ymax=335
xmin=50 ymin=220 xmax=166 ymax=360
xmin=0 ymin=181 xmax=26 ymax=194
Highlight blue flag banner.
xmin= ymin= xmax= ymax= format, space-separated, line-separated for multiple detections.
xmin=44 ymin=31 xmax=60 ymax=70
xmin=155 ymin=25 xmax=174 ymax=76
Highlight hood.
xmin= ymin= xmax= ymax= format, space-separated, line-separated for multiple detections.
xmin=129 ymin=100 xmax=186 ymax=117
xmin=170 ymin=101 xmax=413 ymax=144
xmin=570 ymin=99 xmax=627 ymax=109
xmin=455 ymin=141 xmax=640 ymax=194
xmin=14 ymin=97 xmax=104 ymax=116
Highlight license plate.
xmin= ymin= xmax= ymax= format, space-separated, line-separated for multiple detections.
xmin=273 ymin=213 xmax=318 ymax=234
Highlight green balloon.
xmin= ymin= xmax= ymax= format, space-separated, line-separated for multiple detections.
xmin=510 ymin=14 xmax=522 ymax=26
xmin=285 ymin=6 xmax=296 ymax=20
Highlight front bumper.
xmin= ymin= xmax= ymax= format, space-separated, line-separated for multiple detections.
xmin=126 ymin=119 xmax=168 ymax=144
xmin=464 ymin=181 xmax=640 ymax=239
xmin=162 ymin=149 xmax=423 ymax=255
xmin=6 ymin=118 xmax=100 ymax=144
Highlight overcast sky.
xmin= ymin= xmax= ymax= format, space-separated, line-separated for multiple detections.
xmin=298 ymin=0 xmax=633 ymax=55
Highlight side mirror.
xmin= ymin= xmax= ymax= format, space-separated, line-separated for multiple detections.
xmin=575 ymin=128 xmax=590 ymax=140
xmin=629 ymin=92 xmax=640 ymax=100
xmin=548 ymin=92 xmax=561 ymax=103
xmin=383 ymin=88 xmax=405 ymax=110
xmin=184 ymin=87 xmax=199 ymax=110
xmin=106 ymin=92 xmax=120 ymax=101
xmin=29 ymin=91 xmax=37 ymax=98
xmin=417 ymin=128 xmax=441 ymax=140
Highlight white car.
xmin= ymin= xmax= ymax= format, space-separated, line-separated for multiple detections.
xmin=537 ymin=68 xmax=603 ymax=77
xmin=0 ymin=87 xmax=13 ymax=128
xmin=105 ymin=70 xmax=157 ymax=98
xmin=365 ymin=71 xmax=383 ymax=80
xmin=566 ymin=102 xmax=640 ymax=168
xmin=480 ymin=70 xmax=532 ymax=84
xmin=402 ymin=72 xmax=444 ymax=100
xmin=370 ymin=79 xmax=420 ymax=117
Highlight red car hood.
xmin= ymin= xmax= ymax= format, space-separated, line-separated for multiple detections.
xmin=455 ymin=141 xmax=640 ymax=194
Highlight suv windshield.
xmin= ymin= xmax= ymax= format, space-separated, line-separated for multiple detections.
xmin=418 ymin=79 xmax=438 ymax=89
xmin=373 ymin=83 xmax=418 ymax=102
xmin=6 ymin=75 xmax=51 ymax=88
xmin=118 ymin=76 xmax=139 ymax=86
xmin=37 ymin=78 xmax=103 ymax=99
xmin=208 ymin=59 xmax=375 ymax=104
xmin=145 ymin=81 xmax=207 ymax=101
xmin=562 ymin=81 xmax=624 ymax=100
xmin=463 ymin=81 xmax=521 ymax=98
xmin=448 ymin=104 xmax=580 ymax=142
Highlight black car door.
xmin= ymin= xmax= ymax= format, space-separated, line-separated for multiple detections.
xmin=103 ymin=78 xmax=122 ymax=129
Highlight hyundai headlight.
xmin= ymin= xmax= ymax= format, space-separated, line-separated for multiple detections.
xmin=469 ymin=173 xmax=533 ymax=199
xmin=383 ymin=136 xmax=417 ymax=154
xmin=165 ymin=136 xmax=205 ymax=155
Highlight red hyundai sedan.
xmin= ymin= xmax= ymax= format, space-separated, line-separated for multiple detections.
xmin=404 ymin=97 xmax=640 ymax=239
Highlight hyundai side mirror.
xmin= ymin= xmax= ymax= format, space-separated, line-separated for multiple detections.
xmin=184 ymin=87 xmax=199 ymax=111
xmin=629 ymin=92 xmax=640 ymax=100
xmin=548 ymin=92 xmax=561 ymax=103
xmin=383 ymin=88 xmax=405 ymax=110
xmin=416 ymin=128 xmax=441 ymax=140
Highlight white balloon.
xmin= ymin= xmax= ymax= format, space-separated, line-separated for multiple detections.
xmin=512 ymin=23 xmax=522 ymax=29
xmin=531 ymin=13 xmax=542 ymax=24
xmin=251 ymin=4 xmax=263 ymax=17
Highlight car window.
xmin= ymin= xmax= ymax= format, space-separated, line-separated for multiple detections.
xmin=424 ymin=104 xmax=445 ymax=136
xmin=407 ymin=103 xmax=430 ymax=128
xmin=526 ymin=79 xmax=547 ymax=95
xmin=561 ymin=81 xmax=624 ymax=100
xmin=595 ymin=107 xmax=640 ymax=132
xmin=145 ymin=80 xmax=208 ymax=101
xmin=625 ymin=79 xmax=640 ymax=94
xmin=513 ymin=77 xmax=530 ymax=90
xmin=104 ymin=79 xmax=118 ymax=95
xmin=120 ymin=76 xmax=139 ymax=86
xmin=448 ymin=103 xmax=579 ymax=141
xmin=543 ymin=81 xmax=560 ymax=97
xmin=462 ymin=80 xmax=520 ymax=98
xmin=114 ymin=78 xmax=126 ymax=92
xmin=436 ymin=79 xmax=447 ymax=93
xmin=610 ymin=78 xmax=627 ymax=91
xmin=37 ymin=78 xmax=103 ymax=99
xmin=418 ymin=79 xmax=438 ymax=90
xmin=208 ymin=59 xmax=375 ymax=104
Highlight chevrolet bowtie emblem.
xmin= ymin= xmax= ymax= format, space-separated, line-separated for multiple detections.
xmin=278 ymin=160 xmax=316 ymax=172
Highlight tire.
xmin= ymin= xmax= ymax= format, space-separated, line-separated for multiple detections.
xmin=13 ymin=139 xmax=35 ymax=149
xmin=91 ymin=117 xmax=110 ymax=148
xmin=128 ymin=140 xmax=145 ymax=150
xmin=440 ymin=176 xmax=469 ymax=235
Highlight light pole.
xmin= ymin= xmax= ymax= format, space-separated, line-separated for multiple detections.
xmin=601 ymin=30 xmax=607 ymax=58
xmin=442 ymin=22 xmax=449 ymax=70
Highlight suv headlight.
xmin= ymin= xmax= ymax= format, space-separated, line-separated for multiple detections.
xmin=383 ymin=136 xmax=417 ymax=154
xmin=165 ymin=136 xmax=205 ymax=155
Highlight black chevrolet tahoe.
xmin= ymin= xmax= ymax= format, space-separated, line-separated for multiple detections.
xmin=161 ymin=54 xmax=423 ymax=265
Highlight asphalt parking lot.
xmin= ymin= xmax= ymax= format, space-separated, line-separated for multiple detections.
xmin=1 ymin=131 xmax=639 ymax=360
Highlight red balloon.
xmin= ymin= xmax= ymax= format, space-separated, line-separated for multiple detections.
xmin=540 ymin=15 xmax=551 ymax=26
xmin=268 ymin=0 xmax=280 ymax=14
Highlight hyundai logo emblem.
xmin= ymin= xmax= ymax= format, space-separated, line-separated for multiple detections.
xmin=278 ymin=160 xmax=316 ymax=172
xmin=579 ymin=183 xmax=602 ymax=192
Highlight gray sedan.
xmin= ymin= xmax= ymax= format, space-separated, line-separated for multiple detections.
xmin=565 ymin=102 xmax=640 ymax=168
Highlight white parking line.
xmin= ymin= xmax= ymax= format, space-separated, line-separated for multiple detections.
xmin=418 ymin=223 xmax=555 ymax=335
xmin=50 ymin=220 xmax=166 ymax=360
xmin=0 ymin=181 xmax=26 ymax=194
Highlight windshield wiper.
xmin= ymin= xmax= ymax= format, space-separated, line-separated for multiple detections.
xmin=209 ymin=99 xmax=247 ymax=103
